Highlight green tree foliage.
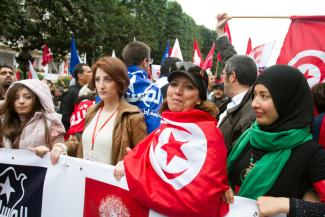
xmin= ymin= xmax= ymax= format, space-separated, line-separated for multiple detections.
xmin=1 ymin=0 xmax=217 ymax=65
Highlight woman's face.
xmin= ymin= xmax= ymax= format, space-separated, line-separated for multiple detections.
xmin=167 ymin=74 xmax=200 ymax=112
xmin=14 ymin=87 xmax=34 ymax=116
xmin=95 ymin=68 xmax=119 ymax=103
xmin=252 ymin=84 xmax=279 ymax=126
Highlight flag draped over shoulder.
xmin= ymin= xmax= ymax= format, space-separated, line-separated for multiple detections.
xmin=201 ymin=42 xmax=215 ymax=71
xmin=69 ymin=37 xmax=81 ymax=76
xmin=277 ymin=16 xmax=325 ymax=86
xmin=124 ymin=109 xmax=229 ymax=217
xmin=192 ymin=39 xmax=203 ymax=67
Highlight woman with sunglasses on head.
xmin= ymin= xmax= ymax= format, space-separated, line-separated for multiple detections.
xmin=226 ymin=65 xmax=325 ymax=205
xmin=0 ymin=79 xmax=66 ymax=160
xmin=114 ymin=62 xmax=230 ymax=217
xmin=51 ymin=56 xmax=148 ymax=166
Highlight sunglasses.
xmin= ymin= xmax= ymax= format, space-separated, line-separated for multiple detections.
xmin=170 ymin=62 xmax=207 ymax=81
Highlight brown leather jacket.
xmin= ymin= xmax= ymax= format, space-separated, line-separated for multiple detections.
xmin=77 ymin=100 xmax=147 ymax=165
xmin=218 ymin=89 xmax=255 ymax=153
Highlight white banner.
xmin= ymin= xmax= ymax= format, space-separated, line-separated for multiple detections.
xmin=0 ymin=149 xmax=285 ymax=217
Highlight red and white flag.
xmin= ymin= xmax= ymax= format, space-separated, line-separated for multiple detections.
xmin=192 ymin=39 xmax=203 ymax=67
xmin=202 ymin=42 xmax=216 ymax=72
xmin=249 ymin=40 xmax=275 ymax=69
xmin=277 ymin=16 xmax=325 ymax=86
xmin=124 ymin=109 xmax=229 ymax=217
xmin=170 ymin=38 xmax=183 ymax=61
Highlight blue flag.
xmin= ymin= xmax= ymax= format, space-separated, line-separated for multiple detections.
xmin=160 ymin=40 xmax=170 ymax=64
xmin=69 ymin=37 xmax=80 ymax=77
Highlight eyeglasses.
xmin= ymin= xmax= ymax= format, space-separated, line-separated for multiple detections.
xmin=0 ymin=70 xmax=14 ymax=76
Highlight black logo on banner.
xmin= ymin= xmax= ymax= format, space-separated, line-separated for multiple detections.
xmin=0 ymin=164 xmax=47 ymax=217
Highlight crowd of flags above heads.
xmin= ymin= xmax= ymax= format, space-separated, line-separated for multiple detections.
xmin=35 ymin=16 xmax=325 ymax=87
xmin=163 ymin=22 xmax=276 ymax=77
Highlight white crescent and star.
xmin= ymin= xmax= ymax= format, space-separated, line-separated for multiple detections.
xmin=288 ymin=49 xmax=325 ymax=86
xmin=149 ymin=118 xmax=207 ymax=190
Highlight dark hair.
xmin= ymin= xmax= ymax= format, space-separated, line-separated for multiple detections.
xmin=312 ymin=82 xmax=325 ymax=113
xmin=160 ymin=57 xmax=181 ymax=78
xmin=0 ymin=63 xmax=13 ymax=72
xmin=2 ymin=84 xmax=42 ymax=147
xmin=122 ymin=41 xmax=150 ymax=66
xmin=88 ymin=56 xmax=129 ymax=98
xmin=73 ymin=63 xmax=88 ymax=81
xmin=225 ymin=55 xmax=257 ymax=86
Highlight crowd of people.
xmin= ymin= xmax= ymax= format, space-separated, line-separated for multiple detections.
xmin=0 ymin=13 xmax=325 ymax=217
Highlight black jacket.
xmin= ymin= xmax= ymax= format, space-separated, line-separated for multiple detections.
xmin=59 ymin=82 xmax=82 ymax=131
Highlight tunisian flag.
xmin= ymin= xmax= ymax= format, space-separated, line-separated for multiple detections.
xmin=277 ymin=16 xmax=325 ymax=86
xmin=249 ymin=41 xmax=276 ymax=69
xmin=124 ymin=109 xmax=229 ymax=217
xmin=202 ymin=42 xmax=216 ymax=71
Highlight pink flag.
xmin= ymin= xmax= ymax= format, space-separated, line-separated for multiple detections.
xmin=201 ymin=42 xmax=215 ymax=71
xmin=170 ymin=38 xmax=183 ymax=61
xmin=192 ymin=39 xmax=203 ymax=67
xmin=277 ymin=16 xmax=325 ymax=86
xmin=246 ymin=37 xmax=252 ymax=55
xmin=249 ymin=41 xmax=275 ymax=69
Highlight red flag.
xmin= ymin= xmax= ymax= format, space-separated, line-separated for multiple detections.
xmin=224 ymin=23 xmax=232 ymax=44
xmin=192 ymin=39 xmax=203 ymax=67
xmin=217 ymin=23 xmax=232 ymax=62
xmin=124 ymin=109 xmax=229 ymax=217
xmin=65 ymin=99 xmax=95 ymax=140
xmin=42 ymin=44 xmax=53 ymax=66
xmin=201 ymin=42 xmax=215 ymax=70
xmin=277 ymin=16 xmax=325 ymax=86
xmin=246 ymin=37 xmax=252 ymax=55
xmin=83 ymin=178 xmax=149 ymax=217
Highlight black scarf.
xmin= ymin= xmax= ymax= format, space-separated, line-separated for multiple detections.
xmin=253 ymin=64 xmax=313 ymax=132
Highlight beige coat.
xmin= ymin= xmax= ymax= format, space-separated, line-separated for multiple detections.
xmin=77 ymin=100 xmax=147 ymax=165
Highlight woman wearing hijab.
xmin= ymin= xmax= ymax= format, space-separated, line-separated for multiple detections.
xmin=227 ymin=65 xmax=325 ymax=202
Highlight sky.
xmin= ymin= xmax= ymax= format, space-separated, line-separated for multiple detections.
xmin=174 ymin=0 xmax=325 ymax=65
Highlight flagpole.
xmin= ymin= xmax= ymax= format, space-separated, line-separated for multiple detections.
xmin=231 ymin=15 xmax=290 ymax=19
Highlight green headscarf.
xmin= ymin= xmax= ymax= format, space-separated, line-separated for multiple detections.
xmin=227 ymin=122 xmax=312 ymax=199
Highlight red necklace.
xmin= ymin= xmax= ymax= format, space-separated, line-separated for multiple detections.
xmin=91 ymin=106 xmax=117 ymax=150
